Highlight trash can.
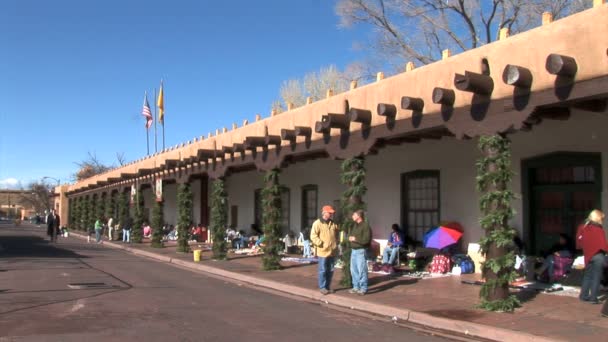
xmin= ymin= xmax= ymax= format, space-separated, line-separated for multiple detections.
xmin=193 ymin=249 xmax=202 ymax=262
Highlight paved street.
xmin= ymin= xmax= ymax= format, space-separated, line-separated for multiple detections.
xmin=0 ymin=223 xmax=449 ymax=342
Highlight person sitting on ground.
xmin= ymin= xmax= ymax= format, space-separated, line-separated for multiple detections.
xmin=300 ymin=227 xmax=313 ymax=258
xmin=233 ymin=230 xmax=247 ymax=249
xmin=536 ymin=233 xmax=574 ymax=282
xmin=167 ymin=225 xmax=178 ymax=241
xmin=283 ymin=231 xmax=297 ymax=253
xmin=382 ymin=223 xmax=405 ymax=265
xmin=191 ymin=224 xmax=203 ymax=242
xmin=143 ymin=222 xmax=152 ymax=238
xmin=250 ymin=235 xmax=266 ymax=253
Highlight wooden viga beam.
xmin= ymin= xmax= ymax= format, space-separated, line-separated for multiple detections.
xmin=454 ymin=71 xmax=494 ymax=95
xmin=348 ymin=108 xmax=372 ymax=125
xmin=197 ymin=149 xmax=215 ymax=162
xmin=243 ymin=136 xmax=266 ymax=150
xmin=232 ymin=143 xmax=245 ymax=154
xmin=162 ymin=159 xmax=179 ymax=170
xmin=107 ymin=177 xmax=121 ymax=183
xmin=120 ymin=172 xmax=137 ymax=179
xmin=401 ymin=96 xmax=424 ymax=111
xmin=545 ymin=54 xmax=577 ymax=78
xmin=377 ymin=103 xmax=397 ymax=117
xmin=502 ymin=64 xmax=533 ymax=88
xmin=320 ymin=113 xmax=350 ymax=130
xmin=432 ymin=88 xmax=455 ymax=105
xmin=264 ymin=135 xmax=281 ymax=146
xmin=282 ymin=126 xmax=313 ymax=141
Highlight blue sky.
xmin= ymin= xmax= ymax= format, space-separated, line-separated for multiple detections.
xmin=0 ymin=0 xmax=367 ymax=188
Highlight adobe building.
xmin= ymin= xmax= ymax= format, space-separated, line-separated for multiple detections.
xmin=0 ymin=190 xmax=39 ymax=220
xmin=56 ymin=4 xmax=608 ymax=256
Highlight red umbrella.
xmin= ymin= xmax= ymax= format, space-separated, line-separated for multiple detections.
xmin=423 ymin=224 xmax=463 ymax=250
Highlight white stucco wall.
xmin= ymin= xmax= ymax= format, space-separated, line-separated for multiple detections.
xmin=182 ymin=108 xmax=608 ymax=251
xmin=162 ymin=183 xmax=177 ymax=226
xmin=225 ymin=159 xmax=345 ymax=235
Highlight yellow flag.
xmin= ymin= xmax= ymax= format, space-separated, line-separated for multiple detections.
xmin=157 ymin=81 xmax=164 ymax=124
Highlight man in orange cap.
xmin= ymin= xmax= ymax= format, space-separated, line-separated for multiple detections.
xmin=310 ymin=204 xmax=340 ymax=295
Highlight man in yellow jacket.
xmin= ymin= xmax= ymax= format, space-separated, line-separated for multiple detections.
xmin=310 ymin=205 xmax=339 ymax=295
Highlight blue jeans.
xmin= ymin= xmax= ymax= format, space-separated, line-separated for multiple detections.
xmin=122 ymin=229 xmax=130 ymax=242
xmin=382 ymin=246 xmax=400 ymax=265
xmin=580 ymin=253 xmax=605 ymax=301
xmin=303 ymin=240 xmax=312 ymax=257
xmin=350 ymin=248 xmax=368 ymax=293
xmin=95 ymin=229 xmax=102 ymax=243
xmin=318 ymin=256 xmax=335 ymax=290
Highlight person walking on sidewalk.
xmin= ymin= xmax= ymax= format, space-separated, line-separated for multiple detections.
xmin=107 ymin=216 xmax=114 ymax=241
xmin=576 ymin=209 xmax=608 ymax=304
xmin=122 ymin=216 xmax=132 ymax=243
xmin=310 ymin=205 xmax=339 ymax=295
xmin=94 ymin=218 xmax=104 ymax=244
xmin=348 ymin=210 xmax=372 ymax=295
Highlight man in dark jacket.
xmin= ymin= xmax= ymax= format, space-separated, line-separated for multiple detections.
xmin=348 ymin=209 xmax=372 ymax=295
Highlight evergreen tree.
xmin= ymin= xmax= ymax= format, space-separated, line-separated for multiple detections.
xmin=339 ymin=156 xmax=367 ymax=288
xmin=105 ymin=192 xmax=115 ymax=221
xmin=151 ymin=200 xmax=164 ymax=248
xmin=96 ymin=195 xmax=105 ymax=222
xmin=71 ymin=198 xmax=79 ymax=230
xmin=117 ymin=191 xmax=128 ymax=228
xmin=131 ymin=190 xmax=145 ymax=243
xmin=85 ymin=196 xmax=94 ymax=231
xmin=177 ymin=183 xmax=193 ymax=253
xmin=477 ymin=135 xmax=520 ymax=312
xmin=68 ymin=198 xmax=74 ymax=229
xmin=210 ymin=178 xmax=228 ymax=260
xmin=261 ymin=169 xmax=283 ymax=270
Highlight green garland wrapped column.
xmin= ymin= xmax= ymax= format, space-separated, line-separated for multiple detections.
xmin=339 ymin=156 xmax=367 ymax=288
xmin=151 ymin=199 xmax=164 ymax=248
xmin=262 ymin=169 xmax=283 ymax=271
xmin=177 ymin=183 xmax=193 ymax=253
xmin=117 ymin=191 xmax=128 ymax=233
xmin=477 ymin=135 xmax=520 ymax=312
xmin=210 ymin=178 xmax=228 ymax=260
xmin=131 ymin=189 xmax=145 ymax=243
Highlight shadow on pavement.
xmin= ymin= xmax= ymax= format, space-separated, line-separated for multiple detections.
xmin=0 ymin=234 xmax=90 ymax=259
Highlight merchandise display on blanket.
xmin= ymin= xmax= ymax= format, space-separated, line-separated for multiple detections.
xmin=280 ymin=257 xmax=318 ymax=264
xmin=429 ymin=254 xmax=452 ymax=274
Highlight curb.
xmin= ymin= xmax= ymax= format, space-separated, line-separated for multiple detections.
xmin=68 ymin=233 xmax=560 ymax=342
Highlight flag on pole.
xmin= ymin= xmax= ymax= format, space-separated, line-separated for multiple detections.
xmin=142 ymin=93 xmax=153 ymax=129
xmin=157 ymin=81 xmax=164 ymax=124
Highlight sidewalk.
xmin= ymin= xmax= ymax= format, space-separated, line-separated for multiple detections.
xmin=70 ymin=232 xmax=608 ymax=342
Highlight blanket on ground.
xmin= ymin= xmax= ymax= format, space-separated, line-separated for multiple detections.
xmin=461 ymin=279 xmax=564 ymax=293
xmin=281 ymin=257 xmax=318 ymax=264
xmin=401 ymin=271 xmax=452 ymax=280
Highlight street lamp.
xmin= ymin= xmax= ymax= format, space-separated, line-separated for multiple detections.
xmin=42 ymin=176 xmax=61 ymax=212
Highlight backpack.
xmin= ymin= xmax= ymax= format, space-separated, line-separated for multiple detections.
xmin=460 ymin=256 xmax=475 ymax=274
xmin=429 ymin=254 xmax=451 ymax=274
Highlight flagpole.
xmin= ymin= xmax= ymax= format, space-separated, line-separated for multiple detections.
xmin=154 ymin=88 xmax=158 ymax=153
xmin=161 ymin=80 xmax=165 ymax=150
xmin=146 ymin=126 xmax=150 ymax=155
xmin=144 ymin=91 xmax=150 ymax=156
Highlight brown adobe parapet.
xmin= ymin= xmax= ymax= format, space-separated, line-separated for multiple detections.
xmin=67 ymin=5 xmax=608 ymax=193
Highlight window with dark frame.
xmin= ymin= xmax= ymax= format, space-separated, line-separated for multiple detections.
xmin=401 ymin=170 xmax=440 ymax=243
xmin=230 ymin=205 xmax=238 ymax=228
xmin=301 ymin=185 xmax=318 ymax=231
